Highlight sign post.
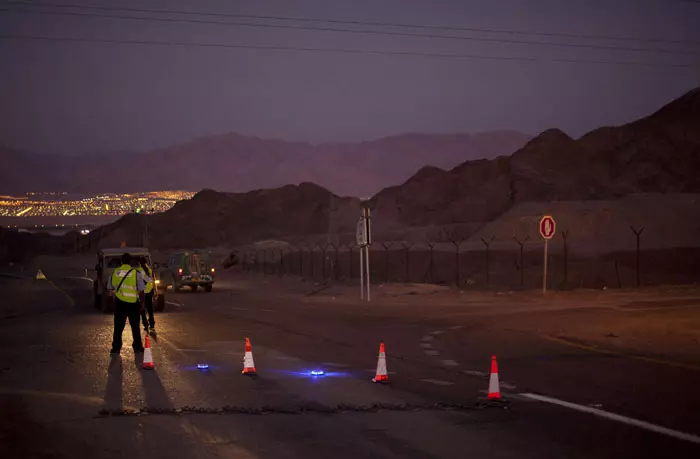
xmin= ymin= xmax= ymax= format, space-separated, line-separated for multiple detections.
xmin=356 ymin=203 xmax=372 ymax=301
xmin=539 ymin=215 xmax=556 ymax=295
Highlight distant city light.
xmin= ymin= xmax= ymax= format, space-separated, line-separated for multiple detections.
xmin=0 ymin=191 xmax=194 ymax=218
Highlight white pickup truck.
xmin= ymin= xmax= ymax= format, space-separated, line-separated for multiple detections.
xmin=93 ymin=247 xmax=165 ymax=313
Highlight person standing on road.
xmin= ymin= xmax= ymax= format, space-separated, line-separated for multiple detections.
xmin=108 ymin=253 xmax=145 ymax=355
xmin=138 ymin=256 xmax=156 ymax=333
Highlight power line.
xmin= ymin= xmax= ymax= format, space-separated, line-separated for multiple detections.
xmin=0 ymin=33 xmax=694 ymax=69
xmin=2 ymin=6 xmax=698 ymax=56
xmin=4 ymin=0 xmax=700 ymax=47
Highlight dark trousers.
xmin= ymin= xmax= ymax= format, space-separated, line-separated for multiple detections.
xmin=141 ymin=291 xmax=155 ymax=329
xmin=111 ymin=298 xmax=143 ymax=353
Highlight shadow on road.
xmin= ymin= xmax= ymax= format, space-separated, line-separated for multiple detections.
xmin=135 ymin=354 xmax=173 ymax=409
xmin=103 ymin=355 xmax=123 ymax=411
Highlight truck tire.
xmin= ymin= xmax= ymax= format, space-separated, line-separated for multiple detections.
xmin=190 ymin=284 xmax=197 ymax=292
xmin=204 ymin=284 xmax=212 ymax=292
xmin=155 ymin=294 xmax=165 ymax=312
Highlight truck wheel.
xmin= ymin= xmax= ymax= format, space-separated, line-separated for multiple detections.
xmin=204 ymin=284 xmax=212 ymax=292
xmin=174 ymin=282 xmax=181 ymax=292
xmin=190 ymin=284 xmax=197 ymax=292
xmin=155 ymin=294 xmax=165 ymax=312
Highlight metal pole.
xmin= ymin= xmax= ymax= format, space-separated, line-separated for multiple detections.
xmin=360 ymin=244 xmax=364 ymax=300
xmin=365 ymin=245 xmax=371 ymax=302
xmin=543 ymin=239 xmax=549 ymax=295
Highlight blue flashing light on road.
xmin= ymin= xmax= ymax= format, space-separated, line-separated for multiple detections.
xmin=310 ymin=370 xmax=325 ymax=376
xmin=197 ymin=364 xmax=209 ymax=370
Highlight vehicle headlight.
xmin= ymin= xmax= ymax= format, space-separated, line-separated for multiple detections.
xmin=155 ymin=279 xmax=160 ymax=284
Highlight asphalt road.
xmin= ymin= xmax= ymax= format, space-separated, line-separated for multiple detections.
xmin=1 ymin=268 xmax=699 ymax=458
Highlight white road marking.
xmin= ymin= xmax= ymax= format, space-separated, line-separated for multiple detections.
xmin=165 ymin=300 xmax=182 ymax=307
xmin=521 ymin=393 xmax=700 ymax=445
xmin=500 ymin=382 xmax=517 ymax=390
xmin=322 ymin=362 xmax=349 ymax=368
xmin=448 ymin=325 xmax=463 ymax=331
xmin=419 ymin=343 xmax=433 ymax=349
xmin=420 ymin=379 xmax=454 ymax=386
xmin=441 ymin=359 xmax=459 ymax=367
xmin=65 ymin=276 xmax=93 ymax=283
xmin=430 ymin=330 xmax=444 ymax=335
xmin=421 ymin=335 xmax=434 ymax=342
xmin=424 ymin=350 xmax=440 ymax=356
xmin=463 ymin=370 xmax=488 ymax=377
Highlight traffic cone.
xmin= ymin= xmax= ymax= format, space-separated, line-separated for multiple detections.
xmin=142 ymin=334 xmax=155 ymax=370
xmin=35 ymin=269 xmax=46 ymax=280
xmin=372 ymin=342 xmax=389 ymax=383
xmin=487 ymin=355 xmax=500 ymax=399
xmin=242 ymin=337 xmax=256 ymax=375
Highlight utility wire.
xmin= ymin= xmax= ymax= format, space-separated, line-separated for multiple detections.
xmin=3 ymin=0 xmax=699 ymax=47
xmin=0 ymin=33 xmax=694 ymax=69
xmin=2 ymin=6 xmax=698 ymax=56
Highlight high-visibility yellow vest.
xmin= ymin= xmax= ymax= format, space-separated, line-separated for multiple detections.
xmin=111 ymin=264 xmax=138 ymax=303
xmin=139 ymin=265 xmax=154 ymax=294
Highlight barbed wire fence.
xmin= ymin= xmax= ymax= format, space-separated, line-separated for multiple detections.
xmin=236 ymin=225 xmax=699 ymax=290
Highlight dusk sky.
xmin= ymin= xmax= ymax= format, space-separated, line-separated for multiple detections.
xmin=1 ymin=0 xmax=699 ymax=155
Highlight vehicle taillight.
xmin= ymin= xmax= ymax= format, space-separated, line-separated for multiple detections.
xmin=178 ymin=268 xmax=182 ymax=276
xmin=211 ymin=268 xmax=215 ymax=273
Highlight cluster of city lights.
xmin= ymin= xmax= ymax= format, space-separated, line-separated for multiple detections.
xmin=0 ymin=191 xmax=195 ymax=218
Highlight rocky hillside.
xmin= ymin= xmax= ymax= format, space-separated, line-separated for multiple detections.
xmin=370 ymin=86 xmax=700 ymax=229
xmin=0 ymin=131 xmax=530 ymax=198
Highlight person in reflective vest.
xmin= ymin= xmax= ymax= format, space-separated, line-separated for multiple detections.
xmin=108 ymin=253 xmax=145 ymax=355
xmin=138 ymin=256 xmax=156 ymax=333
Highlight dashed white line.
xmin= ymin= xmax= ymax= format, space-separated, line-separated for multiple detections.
xmin=165 ymin=300 xmax=182 ymax=307
xmin=501 ymin=382 xmax=517 ymax=390
xmin=420 ymin=379 xmax=454 ymax=386
xmin=430 ymin=330 xmax=444 ymax=336
xmin=420 ymin=335 xmax=434 ymax=342
xmin=440 ymin=359 xmax=459 ymax=367
xmin=419 ymin=343 xmax=433 ymax=349
xmin=424 ymin=350 xmax=440 ymax=356
xmin=448 ymin=325 xmax=464 ymax=331
xmin=520 ymin=393 xmax=700 ymax=445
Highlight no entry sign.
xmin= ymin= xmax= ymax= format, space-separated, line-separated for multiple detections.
xmin=539 ymin=215 xmax=556 ymax=240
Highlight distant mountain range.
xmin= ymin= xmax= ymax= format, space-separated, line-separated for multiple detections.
xmin=89 ymin=86 xmax=700 ymax=252
xmin=0 ymin=131 xmax=530 ymax=197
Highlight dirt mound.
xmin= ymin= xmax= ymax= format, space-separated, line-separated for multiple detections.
xmin=90 ymin=183 xmax=361 ymax=249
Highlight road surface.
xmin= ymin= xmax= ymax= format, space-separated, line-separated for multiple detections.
xmin=1 ymin=266 xmax=699 ymax=458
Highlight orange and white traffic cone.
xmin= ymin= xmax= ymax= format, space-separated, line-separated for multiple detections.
xmin=487 ymin=355 xmax=500 ymax=399
xmin=372 ymin=342 xmax=389 ymax=383
xmin=242 ymin=337 xmax=256 ymax=375
xmin=142 ymin=334 xmax=155 ymax=370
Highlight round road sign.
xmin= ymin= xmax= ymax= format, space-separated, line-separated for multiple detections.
xmin=539 ymin=215 xmax=556 ymax=240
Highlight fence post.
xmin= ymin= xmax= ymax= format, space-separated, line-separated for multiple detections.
xmin=278 ymin=248 xmax=284 ymax=277
xmin=320 ymin=244 xmax=328 ymax=281
xmin=310 ymin=246 xmax=316 ymax=280
xmin=345 ymin=243 xmax=354 ymax=279
xmin=561 ymin=230 xmax=569 ymax=286
xmin=630 ymin=226 xmax=645 ymax=288
xmin=450 ymin=238 xmax=464 ymax=286
xmin=480 ymin=236 xmax=494 ymax=286
xmin=401 ymin=242 xmax=412 ymax=283
xmin=425 ymin=242 xmax=435 ymax=283
xmin=381 ymin=242 xmax=393 ymax=283
xmin=330 ymin=244 xmax=339 ymax=280
xmin=513 ymin=236 xmax=529 ymax=287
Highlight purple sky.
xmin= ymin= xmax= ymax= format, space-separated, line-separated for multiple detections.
xmin=1 ymin=0 xmax=699 ymax=155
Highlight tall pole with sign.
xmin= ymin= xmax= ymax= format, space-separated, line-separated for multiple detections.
xmin=539 ymin=215 xmax=556 ymax=295
xmin=356 ymin=202 xmax=372 ymax=302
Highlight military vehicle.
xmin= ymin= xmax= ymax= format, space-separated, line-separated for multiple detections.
xmin=162 ymin=250 xmax=215 ymax=292
xmin=93 ymin=247 xmax=166 ymax=313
